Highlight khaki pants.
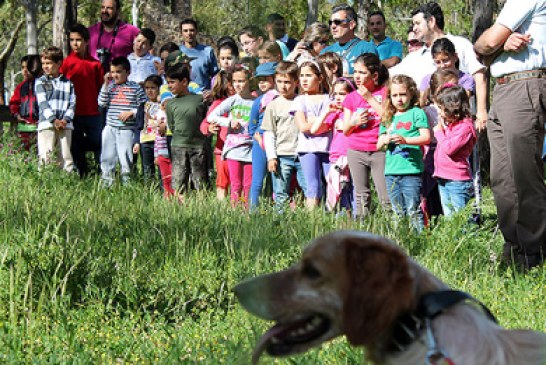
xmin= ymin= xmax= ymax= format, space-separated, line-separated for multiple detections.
xmin=37 ymin=128 xmax=74 ymax=173
xmin=488 ymin=78 xmax=546 ymax=258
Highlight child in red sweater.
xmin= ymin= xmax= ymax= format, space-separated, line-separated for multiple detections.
xmin=9 ymin=55 xmax=42 ymax=151
xmin=60 ymin=23 xmax=104 ymax=177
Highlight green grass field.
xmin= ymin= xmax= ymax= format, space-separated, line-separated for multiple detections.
xmin=0 ymin=140 xmax=544 ymax=364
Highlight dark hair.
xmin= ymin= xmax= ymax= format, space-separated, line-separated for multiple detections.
xmin=435 ymin=84 xmax=471 ymax=121
xmin=412 ymin=2 xmax=444 ymax=31
xmin=431 ymin=37 xmax=455 ymax=56
xmin=421 ymin=68 xmax=459 ymax=106
xmin=368 ymin=10 xmax=386 ymax=23
xmin=41 ymin=46 xmax=64 ymax=63
xmin=69 ymin=23 xmax=90 ymax=41
xmin=143 ymin=74 xmax=163 ymax=88
xmin=159 ymin=42 xmax=179 ymax=55
xmin=407 ymin=23 xmax=415 ymax=35
xmin=431 ymin=37 xmax=460 ymax=70
xmin=217 ymin=37 xmax=239 ymax=59
xmin=139 ymin=28 xmax=156 ymax=46
xmin=111 ymin=56 xmax=131 ymax=71
xmin=239 ymin=56 xmax=258 ymax=74
xmin=166 ymin=63 xmax=190 ymax=81
xmin=331 ymin=77 xmax=356 ymax=96
xmin=21 ymin=55 xmax=29 ymax=64
xmin=180 ymin=18 xmax=198 ymax=30
xmin=266 ymin=13 xmax=285 ymax=24
xmin=24 ymin=54 xmax=42 ymax=78
xmin=317 ymin=52 xmax=343 ymax=78
xmin=211 ymin=69 xmax=233 ymax=100
xmin=238 ymin=26 xmax=265 ymax=41
xmin=275 ymin=61 xmax=299 ymax=80
xmin=103 ymin=0 xmax=122 ymax=11
xmin=332 ymin=3 xmax=357 ymax=23
xmin=354 ymin=53 xmax=389 ymax=86
xmin=298 ymin=60 xmax=329 ymax=93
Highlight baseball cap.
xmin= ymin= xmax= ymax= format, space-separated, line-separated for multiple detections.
xmin=254 ymin=62 xmax=278 ymax=78
xmin=165 ymin=50 xmax=197 ymax=68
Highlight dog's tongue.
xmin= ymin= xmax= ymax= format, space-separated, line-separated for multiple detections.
xmin=251 ymin=324 xmax=286 ymax=365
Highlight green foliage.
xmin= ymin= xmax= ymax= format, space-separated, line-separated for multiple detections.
xmin=0 ymin=135 xmax=544 ymax=363
xmin=193 ymin=0 xmax=334 ymax=40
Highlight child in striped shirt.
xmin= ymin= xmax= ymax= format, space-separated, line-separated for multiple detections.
xmin=35 ymin=46 xmax=76 ymax=172
xmin=98 ymin=56 xmax=147 ymax=187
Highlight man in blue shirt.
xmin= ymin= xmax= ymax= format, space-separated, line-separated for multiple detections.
xmin=320 ymin=3 xmax=377 ymax=76
xmin=179 ymin=18 xmax=218 ymax=90
xmin=367 ymin=10 xmax=402 ymax=68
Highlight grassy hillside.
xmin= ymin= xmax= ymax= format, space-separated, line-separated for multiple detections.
xmin=0 ymin=141 xmax=544 ymax=364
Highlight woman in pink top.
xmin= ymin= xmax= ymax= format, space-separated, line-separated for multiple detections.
xmin=342 ymin=53 xmax=390 ymax=218
xmin=433 ymin=84 xmax=477 ymax=216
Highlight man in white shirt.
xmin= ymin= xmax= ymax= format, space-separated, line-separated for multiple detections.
xmin=390 ymin=2 xmax=487 ymax=128
xmin=475 ymin=0 xmax=546 ymax=271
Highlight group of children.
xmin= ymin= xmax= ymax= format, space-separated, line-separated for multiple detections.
xmin=8 ymin=22 xmax=478 ymax=228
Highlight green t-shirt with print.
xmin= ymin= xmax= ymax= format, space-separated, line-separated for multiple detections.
xmin=380 ymin=107 xmax=428 ymax=175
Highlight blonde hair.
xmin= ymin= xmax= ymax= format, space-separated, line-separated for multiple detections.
xmin=382 ymin=74 xmax=419 ymax=126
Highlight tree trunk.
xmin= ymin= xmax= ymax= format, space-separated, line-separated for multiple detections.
xmin=306 ymin=0 xmax=318 ymax=27
xmin=22 ymin=0 xmax=38 ymax=54
xmin=355 ymin=0 xmax=372 ymax=40
xmin=142 ymin=0 xmax=192 ymax=48
xmin=132 ymin=0 xmax=139 ymax=27
xmin=67 ymin=0 xmax=77 ymax=28
xmin=52 ymin=0 xmax=68 ymax=54
xmin=0 ymin=20 xmax=24 ymax=105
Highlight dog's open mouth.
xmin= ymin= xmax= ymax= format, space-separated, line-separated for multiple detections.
xmin=252 ymin=314 xmax=331 ymax=364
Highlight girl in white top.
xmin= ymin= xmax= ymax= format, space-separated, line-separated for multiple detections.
xmin=293 ymin=59 xmax=332 ymax=209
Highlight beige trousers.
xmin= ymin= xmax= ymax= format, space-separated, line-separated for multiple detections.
xmin=37 ymin=128 xmax=74 ymax=173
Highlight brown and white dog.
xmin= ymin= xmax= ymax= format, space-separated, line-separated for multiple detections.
xmin=234 ymin=230 xmax=546 ymax=365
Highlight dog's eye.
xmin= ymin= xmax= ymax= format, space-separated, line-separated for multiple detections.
xmin=302 ymin=263 xmax=321 ymax=279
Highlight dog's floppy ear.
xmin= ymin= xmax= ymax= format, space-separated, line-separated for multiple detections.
xmin=342 ymin=237 xmax=414 ymax=346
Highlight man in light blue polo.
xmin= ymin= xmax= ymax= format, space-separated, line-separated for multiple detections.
xmin=367 ymin=10 xmax=402 ymax=68
xmin=320 ymin=3 xmax=377 ymax=76
xmin=179 ymin=18 xmax=218 ymax=90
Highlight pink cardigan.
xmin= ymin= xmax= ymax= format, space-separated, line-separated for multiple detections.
xmin=433 ymin=118 xmax=477 ymax=181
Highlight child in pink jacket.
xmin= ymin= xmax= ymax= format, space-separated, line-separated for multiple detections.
xmin=433 ymin=84 xmax=477 ymax=216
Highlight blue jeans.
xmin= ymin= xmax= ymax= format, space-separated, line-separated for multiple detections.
xmin=437 ymin=178 xmax=473 ymax=216
xmin=249 ymin=140 xmax=267 ymax=209
xmin=385 ymin=174 xmax=423 ymax=232
xmin=271 ymin=156 xmax=307 ymax=211
xmin=299 ymin=152 xmax=329 ymax=199
xmin=101 ymin=125 xmax=135 ymax=185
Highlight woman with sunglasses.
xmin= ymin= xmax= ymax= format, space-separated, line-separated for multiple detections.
xmin=407 ymin=28 xmax=424 ymax=54
xmin=287 ymin=22 xmax=330 ymax=62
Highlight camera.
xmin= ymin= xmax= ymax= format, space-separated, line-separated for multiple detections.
xmin=302 ymin=42 xmax=313 ymax=50
xmin=96 ymin=48 xmax=111 ymax=70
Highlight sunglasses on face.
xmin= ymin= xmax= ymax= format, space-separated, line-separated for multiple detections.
xmin=317 ymin=39 xmax=329 ymax=45
xmin=407 ymin=39 xmax=424 ymax=47
xmin=329 ymin=19 xmax=351 ymax=26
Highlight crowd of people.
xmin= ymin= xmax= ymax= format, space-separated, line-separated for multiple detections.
xmin=7 ymin=1 xmax=545 ymax=268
